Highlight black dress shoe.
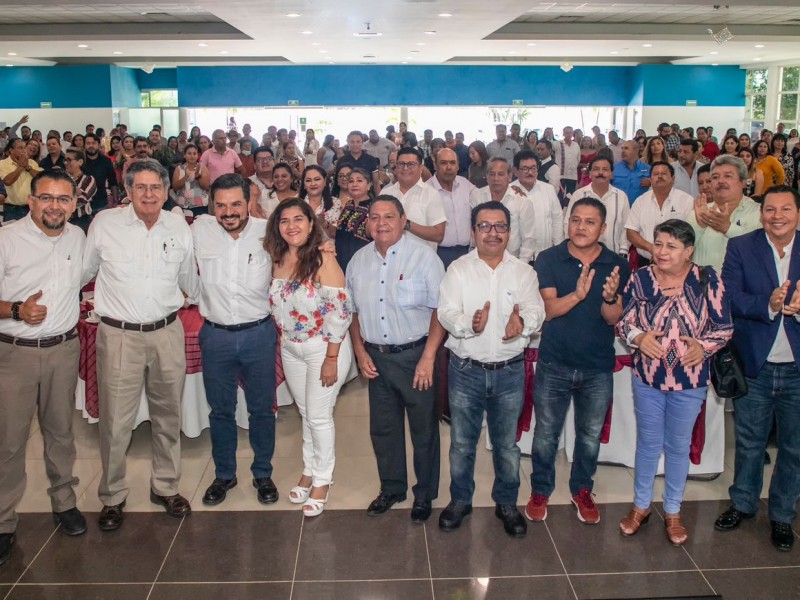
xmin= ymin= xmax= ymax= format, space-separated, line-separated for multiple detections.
xmin=771 ymin=521 xmax=795 ymax=552
xmin=53 ymin=507 xmax=87 ymax=536
xmin=202 ymin=478 xmax=238 ymax=506
xmin=0 ymin=533 xmax=15 ymax=566
xmin=98 ymin=501 xmax=125 ymax=532
xmin=438 ymin=502 xmax=473 ymax=532
xmin=411 ymin=500 xmax=432 ymax=524
xmin=150 ymin=492 xmax=192 ymax=518
xmin=714 ymin=506 xmax=755 ymax=531
xmin=253 ymin=477 xmax=278 ymax=504
xmin=495 ymin=504 xmax=527 ymax=538
xmin=366 ymin=492 xmax=406 ymax=516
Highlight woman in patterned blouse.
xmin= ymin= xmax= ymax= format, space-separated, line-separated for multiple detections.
xmin=266 ymin=198 xmax=353 ymax=517
xmin=617 ymin=219 xmax=733 ymax=546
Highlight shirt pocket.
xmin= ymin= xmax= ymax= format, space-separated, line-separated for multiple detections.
xmin=197 ymin=253 xmax=225 ymax=286
xmin=397 ymin=278 xmax=426 ymax=308
xmin=159 ymin=239 xmax=186 ymax=281
xmin=57 ymin=252 xmax=81 ymax=291
xmin=99 ymin=248 xmax=133 ymax=281
xmin=246 ymin=253 xmax=270 ymax=290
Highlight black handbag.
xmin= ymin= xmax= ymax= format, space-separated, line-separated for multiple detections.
xmin=699 ymin=267 xmax=748 ymax=399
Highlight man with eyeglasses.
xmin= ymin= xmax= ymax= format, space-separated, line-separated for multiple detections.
xmin=0 ymin=138 xmax=43 ymax=222
xmin=0 ymin=171 xmax=87 ymax=566
xmin=82 ymin=159 xmax=199 ymax=532
xmin=64 ymin=148 xmax=97 ymax=233
xmin=382 ymin=147 xmax=448 ymax=252
xmin=248 ymin=146 xmax=277 ymax=218
xmin=200 ymin=129 xmax=243 ymax=185
xmin=437 ymin=202 xmax=545 ymax=537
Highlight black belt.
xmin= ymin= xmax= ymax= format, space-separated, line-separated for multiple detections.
xmin=465 ymin=354 xmax=524 ymax=371
xmin=205 ymin=316 xmax=271 ymax=332
xmin=767 ymin=361 xmax=795 ymax=366
xmin=364 ymin=336 xmax=427 ymax=354
xmin=0 ymin=327 xmax=78 ymax=348
xmin=100 ymin=311 xmax=178 ymax=332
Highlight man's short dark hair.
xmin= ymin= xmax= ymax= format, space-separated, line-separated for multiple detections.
xmin=210 ymin=173 xmax=250 ymax=204
xmin=7 ymin=138 xmax=24 ymax=151
xmin=762 ymin=184 xmax=800 ymax=210
xmin=570 ymin=197 xmax=607 ymax=223
xmin=31 ymin=169 xmax=77 ymax=197
xmin=697 ymin=163 xmax=712 ymax=177
xmin=134 ymin=136 xmax=148 ymax=146
xmin=85 ymin=124 xmax=94 ymax=129
xmin=538 ymin=139 xmax=553 ymax=151
xmin=347 ymin=130 xmax=363 ymax=141
xmin=513 ymin=149 xmax=539 ymax=169
xmin=84 ymin=133 xmax=100 ymax=144
xmin=471 ymin=201 xmax=510 ymax=228
xmin=253 ymin=145 xmax=274 ymax=159
xmin=658 ymin=122 xmax=670 ymax=130
xmin=680 ymin=138 xmax=700 ymax=153
xmin=696 ymin=126 xmax=708 ymax=134
xmin=369 ymin=194 xmax=405 ymax=217
xmin=650 ymin=161 xmax=675 ymax=177
xmin=588 ymin=155 xmax=613 ymax=171
xmin=653 ymin=219 xmax=695 ymax=248
xmin=397 ymin=146 xmax=423 ymax=164
xmin=66 ymin=148 xmax=85 ymax=162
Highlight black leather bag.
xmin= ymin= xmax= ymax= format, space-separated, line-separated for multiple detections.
xmin=699 ymin=267 xmax=748 ymax=399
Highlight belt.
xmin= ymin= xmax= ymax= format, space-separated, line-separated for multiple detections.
xmin=0 ymin=327 xmax=78 ymax=348
xmin=767 ymin=361 xmax=795 ymax=366
xmin=205 ymin=316 xmax=271 ymax=332
xmin=364 ymin=336 xmax=427 ymax=354
xmin=465 ymin=354 xmax=524 ymax=371
xmin=100 ymin=311 xmax=178 ymax=332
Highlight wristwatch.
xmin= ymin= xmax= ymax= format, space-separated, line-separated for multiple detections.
xmin=602 ymin=294 xmax=619 ymax=305
xmin=404 ymin=220 xmax=412 ymax=231
xmin=10 ymin=301 xmax=23 ymax=321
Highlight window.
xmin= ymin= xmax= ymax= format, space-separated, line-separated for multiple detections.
xmin=778 ymin=66 xmax=799 ymax=132
xmin=141 ymin=90 xmax=178 ymax=108
xmin=745 ymin=68 xmax=768 ymax=135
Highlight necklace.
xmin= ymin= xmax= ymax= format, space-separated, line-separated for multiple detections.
xmin=662 ymin=285 xmax=681 ymax=291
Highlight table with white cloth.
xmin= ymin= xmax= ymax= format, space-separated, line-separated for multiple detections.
xmin=514 ymin=335 xmax=726 ymax=476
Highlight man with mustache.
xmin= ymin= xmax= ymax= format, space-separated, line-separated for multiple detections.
xmin=191 ymin=173 xmax=279 ymax=506
xmin=0 ymin=171 xmax=87 ymax=566
xmin=82 ymin=133 xmax=118 ymax=212
xmin=0 ymin=138 xmax=43 ymax=222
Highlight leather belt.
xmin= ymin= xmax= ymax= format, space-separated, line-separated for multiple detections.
xmin=767 ymin=361 xmax=795 ymax=366
xmin=0 ymin=327 xmax=78 ymax=348
xmin=465 ymin=354 xmax=524 ymax=371
xmin=100 ymin=311 xmax=178 ymax=332
xmin=364 ymin=336 xmax=427 ymax=354
xmin=205 ymin=316 xmax=271 ymax=332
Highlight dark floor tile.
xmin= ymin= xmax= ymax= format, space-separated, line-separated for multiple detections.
xmin=434 ymin=576 xmax=575 ymax=599
xmin=150 ymin=582 xmax=292 ymax=599
xmin=294 ymin=510 xmax=429 ymax=580
xmin=158 ymin=511 xmax=300 ymax=582
xmin=6 ymin=583 xmax=151 ymax=599
xmin=20 ymin=513 xmax=180 ymax=584
xmin=427 ymin=507 xmax=564 ymax=578
xmin=571 ymin=571 xmax=714 ymax=599
xmin=546 ymin=503 xmax=696 ymax=574
xmin=0 ymin=514 xmax=58 ymax=584
xmin=704 ymin=566 xmax=800 ymax=600
xmin=679 ymin=500 xmax=800 ymax=569
xmin=292 ymin=580 xmax=433 ymax=600
xmin=0 ymin=587 xmax=10 ymax=600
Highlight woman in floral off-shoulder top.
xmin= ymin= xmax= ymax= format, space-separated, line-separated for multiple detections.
xmin=265 ymin=198 xmax=353 ymax=517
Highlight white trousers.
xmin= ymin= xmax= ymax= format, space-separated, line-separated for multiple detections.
xmin=281 ymin=335 xmax=353 ymax=487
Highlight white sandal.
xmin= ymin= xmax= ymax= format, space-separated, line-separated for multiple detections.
xmin=303 ymin=487 xmax=330 ymax=518
xmin=289 ymin=485 xmax=311 ymax=504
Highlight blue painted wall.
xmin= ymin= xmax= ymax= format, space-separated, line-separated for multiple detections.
xmin=136 ymin=68 xmax=178 ymax=90
xmin=633 ymin=65 xmax=745 ymax=107
xmin=109 ymin=66 xmax=141 ymax=107
xmin=0 ymin=65 xmax=113 ymax=108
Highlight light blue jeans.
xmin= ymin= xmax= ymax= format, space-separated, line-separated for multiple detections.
xmin=632 ymin=376 xmax=707 ymax=514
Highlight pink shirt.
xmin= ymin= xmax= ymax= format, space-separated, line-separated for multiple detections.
xmin=200 ymin=147 xmax=242 ymax=183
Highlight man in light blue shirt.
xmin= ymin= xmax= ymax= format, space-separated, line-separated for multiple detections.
xmin=613 ymin=140 xmax=651 ymax=204
xmin=347 ymin=195 xmax=446 ymax=524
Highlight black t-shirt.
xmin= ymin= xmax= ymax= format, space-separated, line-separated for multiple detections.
xmin=82 ymin=154 xmax=117 ymax=204
xmin=337 ymin=151 xmax=379 ymax=174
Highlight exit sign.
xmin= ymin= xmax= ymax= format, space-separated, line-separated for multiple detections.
xmin=288 ymin=99 xmax=300 ymax=106
xmin=40 ymin=101 xmax=52 ymax=109
xmin=512 ymin=99 xmax=524 ymax=105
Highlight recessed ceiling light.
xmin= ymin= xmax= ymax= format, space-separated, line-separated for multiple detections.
xmin=754 ymin=44 xmax=764 ymax=48
xmin=219 ymin=50 xmax=228 ymax=54
xmin=311 ymin=42 xmax=320 ymax=46
xmin=610 ymin=51 xmax=619 ymax=55
xmin=642 ymin=44 xmax=653 ymax=48
xmin=711 ymin=63 xmax=719 ymax=66
xmin=6 ymin=64 xmax=13 ymax=67
xmin=709 ymin=51 xmax=719 ymax=55
xmin=198 ymin=43 xmax=208 ymax=47
xmin=508 ymin=50 xmax=517 ymax=54
xmin=113 ymin=51 xmax=123 ymax=55
xmin=527 ymin=43 xmax=537 ymax=46
xmin=754 ymin=57 xmax=762 ymax=61
xmin=301 ymin=30 xmax=313 ymax=35
xmin=320 ymin=50 xmax=328 ymax=53
xmin=401 ymin=61 xmax=408 ymax=64
xmin=7 ymin=52 xmax=16 ymax=56
xmin=410 ymin=50 xmax=420 ymax=53
xmin=438 ymin=13 xmax=452 ymax=17
xmin=416 ymin=42 xmax=425 ymax=46
xmin=424 ymin=31 xmax=436 ymax=35
xmin=286 ymin=13 xmax=301 ymax=18
xmin=77 ymin=44 xmax=88 ymax=48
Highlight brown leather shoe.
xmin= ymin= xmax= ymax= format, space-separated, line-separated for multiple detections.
xmin=150 ymin=491 xmax=192 ymax=518
xmin=99 ymin=501 xmax=126 ymax=532
xmin=619 ymin=506 xmax=651 ymax=537
xmin=665 ymin=514 xmax=688 ymax=546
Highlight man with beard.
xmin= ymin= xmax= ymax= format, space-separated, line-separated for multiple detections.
xmin=672 ymin=139 xmax=704 ymax=197
xmin=40 ymin=136 xmax=66 ymax=172
xmin=191 ymin=174 xmax=279 ymax=506
xmin=0 ymin=138 xmax=43 ymax=222
xmin=0 ymin=171 xmax=87 ymax=566
xmin=82 ymin=133 xmax=118 ymax=212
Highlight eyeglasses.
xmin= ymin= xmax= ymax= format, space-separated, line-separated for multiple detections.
xmin=475 ymin=222 xmax=510 ymax=233
xmin=132 ymin=183 xmax=165 ymax=194
xmin=63 ymin=158 xmax=76 ymax=163
xmin=32 ymin=194 xmax=73 ymax=206
xmin=517 ymin=165 xmax=538 ymax=174
xmin=395 ymin=161 xmax=420 ymax=170
xmin=255 ymin=158 xmax=274 ymax=164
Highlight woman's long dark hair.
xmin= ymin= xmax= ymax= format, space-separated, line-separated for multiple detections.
xmin=299 ymin=165 xmax=334 ymax=212
xmin=264 ymin=198 xmax=324 ymax=283
xmin=331 ymin=162 xmax=353 ymax=197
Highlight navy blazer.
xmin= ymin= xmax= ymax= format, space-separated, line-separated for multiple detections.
xmin=721 ymin=229 xmax=800 ymax=378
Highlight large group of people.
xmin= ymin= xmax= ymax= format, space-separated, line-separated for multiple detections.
xmin=1 ymin=114 xmax=799 ymax=570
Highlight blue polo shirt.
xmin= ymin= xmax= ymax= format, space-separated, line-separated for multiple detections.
xmin=534 ymin=240 xmax=631 ymax=371
xmin=612 ymin=160 xmax=651 ymax=204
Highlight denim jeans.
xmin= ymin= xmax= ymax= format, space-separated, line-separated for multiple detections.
xmin=730 ymin=363 xmax=800 ymax=523
xmin=530 ymin=359 xmax=613 ymax=496
xmin=2 ymin=204 xmax=29 ymax=223
xmin=448 ymin=355 xmax=524 ymax=505
xmin=631 ymin=377 xmax=707 ymax=514
xmin=198 ymin=320 xmax=277 ymax=480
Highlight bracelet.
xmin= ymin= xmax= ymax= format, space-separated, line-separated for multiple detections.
xmin=10 ymin=301 xmax=22 ymax=321
xmin=602 ymin=293 xmax=619 ymax=305
xmin=325 ymin=354 xmax=339 ymax=359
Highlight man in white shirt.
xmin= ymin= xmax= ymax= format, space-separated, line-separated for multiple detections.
xmin=437 ymin=201 xmax=545 ymax=537
xmin=249 ymin=146 xmax=277 ymax=218
xmin=626 ymin=161 xmax=694 ymax=266
xmin=428 ymin=148 xmax=475 ymax=268
xmin=509 ymin=150 xmax=565 ymax=262
xmin=607 ymin=130 xmax=624 ymax=166
xmin=365 ymin=129 xmax=397 ymax=169
xmin=536 ymin=140 xmax=562 ymax=199
xmin=0 ymin=171 xmax=87 ymax=566
xmin=82 ymin=159 xmax=198 ymax=532
xmin=470 ymin=158 xmax=536 ymax=263
xmin=672 ymin=139 xmax=704 ymax=197
xmin=567 ymin=156 xmax=630 ymax=256
xmin=554 ymin=126 xmax=581 ymax=195
xmin=192 ymin=174 xmax=278 ymax=507
xmin=486 ymin=125 xmax=521 ymax=163
xmin=382 ymin=147 xmax=447 ymax=251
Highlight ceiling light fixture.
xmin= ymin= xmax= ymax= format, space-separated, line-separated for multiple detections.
xmin=6 ymin=64 xmax=13 ymax=67
xmin=198 ymin=43 xmax=208 ymax=47
xmin=320 ymin=50 xmax=328 ymax=53
xmin=219 ymin=50 xmax=228 ymax=54
xmin=642 ymin=43 xmax=653 ymax=48
xmin=312 ymin=42 xmax=320 ymax=46
xmin=561 ymin=62 xmax=573 ymax=73
xmin=286 ymin=13 xmax=301 ymax=18
xmin=113 ymin=51 xmax=123 ymax=55
xmin=527 ymin=43 xmax=537 ymax=46
xmin=708 ymin=26 xmax=733 ymax=44
xmin=610 ymin=51 xmax=619 ymax=55
xmin=77 ymin=44 xmax=88 ymax=48
xmin=141 ymin=63 xmax=155 ymax=74
xmin=508 ymin=50 xmax=516 ymax=54
xmin=301 ymin=30 xmax=313 ymax=35
xmin=416 ymin=42 xmax=425 ymax=46
xmin=410 ymin=50 xmax=420 ymax=53
xmin=401 ymin=61 xmax=408 ymax=64
xmin=354 ymin=22 xmax=382 ymax=37
xmin=709 ymin=51 xmax=719 ymax=55
xmin=754 ymin=57 xmax=762 ymax=61
xmin=7 ymin=52 xmax=16 ymax=56
xmin=711 ymin=63 xmax=719 ymax=66
xmin=424 ymin=31 xmax=436 ymax=35
xmin=754 ymin=44 xmax=764 ymax=48
xmin=438 ymin=13 xmax=452 ymax=17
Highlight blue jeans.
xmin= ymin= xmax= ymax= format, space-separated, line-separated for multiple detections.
xmin=730 ymin=363 xmax=800 ymax=523
xmin=199 ymin=320 xmax=277 ymax=480
xmin=448 ymin=355 xmax=524 ymax=505
xmin=2 ymin=204 xmax=29 ymax=223
xmin=530 ymin=359 xmax=613 ymax=496
xmin=631 ymin=377 xmax=707 ymax=514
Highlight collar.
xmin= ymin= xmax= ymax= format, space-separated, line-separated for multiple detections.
xmin=556 ymin=239 xmax=615 ymax=264
xmin=766 ymin=233 xmax=796 ymax=259
xmin=468 ymin=248 xmax=513 ymax=266
xmin=373 ymin=234 xmax=406 ymax=259
xmin=22 ymin=212 xmax=69 ymax=241
xmin=123 ymin=203 xmax=165 ymax=229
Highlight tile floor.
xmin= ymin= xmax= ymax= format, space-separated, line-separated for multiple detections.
xmin=4 ymin=377 xmax=798 ymax=599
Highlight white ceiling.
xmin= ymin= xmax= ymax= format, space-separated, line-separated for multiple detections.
xmin=1 ymin=0 xmax=799 ymax=70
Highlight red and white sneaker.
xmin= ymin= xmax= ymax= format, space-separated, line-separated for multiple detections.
xmin=571 ymin=489 xmax=600 ymax=524
xmin=524 ymin=493 xmax=549 ymax=522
